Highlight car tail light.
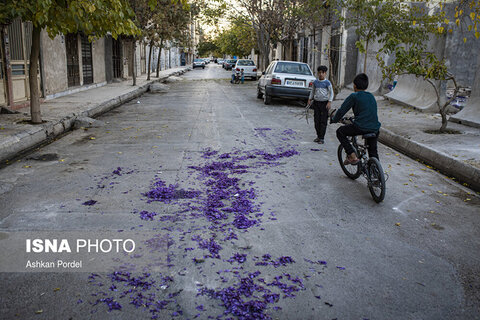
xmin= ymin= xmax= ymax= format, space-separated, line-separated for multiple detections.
xmin=271 ymin=77 xmax=281 ymax=85
xmin=253 ymin=68 xmax=257 ymax=72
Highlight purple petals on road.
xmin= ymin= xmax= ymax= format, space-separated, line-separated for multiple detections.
xmin=139 ymin=210 xmax=158 ymax=221
xmin=227 ymin=253 xmax=247 ymax=264
xmin=144 ymin=179 xmax=201 ymax=203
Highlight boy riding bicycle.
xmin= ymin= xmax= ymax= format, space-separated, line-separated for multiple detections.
xmin=330 ymin=73 xmax=381 ymax=165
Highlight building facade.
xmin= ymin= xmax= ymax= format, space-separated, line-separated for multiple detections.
xmin=0 ymin=18 xmax=195 ymax=110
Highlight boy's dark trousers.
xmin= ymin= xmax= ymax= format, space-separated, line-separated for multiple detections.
xmin=336 ymin=124 xmax=379 ymax=160
xmin=313 ymin=100 xmax=329 ymax=139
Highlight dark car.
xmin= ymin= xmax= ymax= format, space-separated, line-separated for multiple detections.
xmin=224 ymin=59 xmax=237 ymax=70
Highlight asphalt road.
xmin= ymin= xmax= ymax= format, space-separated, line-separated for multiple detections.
xmin=0 ymin=63 xmax=479 ymax=320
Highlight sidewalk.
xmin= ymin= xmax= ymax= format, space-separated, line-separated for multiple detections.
xmin=334 ymin=90 xmax=480 ymax=191
xmin=0 ymin=67 xmax=189 ymax=166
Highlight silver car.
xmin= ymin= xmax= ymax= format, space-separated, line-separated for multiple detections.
xmin=193 ymin=59 xmax=205 ymax=69
xmin=233 ymin=59 xmax=258 ymax=80
xmin=257 ymin=60 xmax=316 ymax=105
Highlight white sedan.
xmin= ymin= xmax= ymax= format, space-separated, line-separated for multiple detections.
xmin=233 ymin=59 xmax=258 ymax=80
xmin=257 ymin=60 xmax=316 ymax=105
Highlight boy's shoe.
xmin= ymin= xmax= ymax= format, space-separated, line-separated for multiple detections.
xmin=343 ymin=157 xmax=359 ymax=165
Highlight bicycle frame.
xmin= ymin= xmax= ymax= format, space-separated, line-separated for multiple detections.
xmin=349 ymin=136 xmax=372 ymax=182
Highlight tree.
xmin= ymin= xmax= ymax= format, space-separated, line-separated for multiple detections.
xmin=381 ymin=47 xmax=458 ymax=132
xmin=155 ymin=1 xmax=191 ymax=77
xmin=142 ymin=0 xmax=191 ymax=80
xmin=129 ymin=0 xmax=156 ymax=86
xmin=336 ymin=0 xmax=428 ymax=73
xmin=236 ymin=0 xmax=285 ymax=70
xmin=197 ymin=40 xmax=218 ymax=57
xmin=214 ymin=17 xmax=256 ymax=58
xmin=2 ymin=0 xmax=139 ymax=124
xmin=376 ymin=1 xmax=472 ymax=132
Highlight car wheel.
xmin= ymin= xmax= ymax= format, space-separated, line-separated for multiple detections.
xmin=256 ymin=86 xmax=263 ymax=99
xmin=263 ymin=89 xmax=271 ymax=105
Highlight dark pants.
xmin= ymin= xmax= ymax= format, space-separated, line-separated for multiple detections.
xmin=313 ymin=101 xmax=329 ymax=139
xmin=336 ymin=124 xmax=379 ymax=160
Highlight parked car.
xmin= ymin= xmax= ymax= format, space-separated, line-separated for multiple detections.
xmin=224 ymin=59 xmax=237 ymax=70
xmin=257 ymin=60 xmax=316 ymax=105
xmin=233 ymin=59 xmax=258 ymax=80
xmin=193 ymin=58 xmax=205 ymax=69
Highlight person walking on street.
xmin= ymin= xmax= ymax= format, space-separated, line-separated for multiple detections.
xmin=308 ymin=65 xmax=334 ymax=144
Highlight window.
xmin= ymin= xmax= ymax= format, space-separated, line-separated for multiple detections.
xmin=274 ymin=62 xmax=312 ymax=75
xmin=266 ymin=62 xmax=275 ymax=74
xmin=237 ymin=60 xmax=254 ymax=66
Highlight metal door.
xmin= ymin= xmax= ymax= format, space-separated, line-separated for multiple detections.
xmin=81 ymin=34 xmax=93 ymax=85
xmin=112 ymin=38 xmax=122 ymax=79
xmin=0 ymin=41 xmax=5 ymax=106
xmin=66 ymin=34 xmax=80 ymax=87
xmin=7 ymin=19 xmax=30 ymax=102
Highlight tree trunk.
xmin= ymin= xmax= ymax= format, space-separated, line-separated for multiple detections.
xmin=29 ymin=25 xmax=41 ymax=124
xmin=439 ymin=107 xmax=448 ymax=132
xmin=147 ymin=39 xmax=153 ymax=81
xmin=132 ymin=38 xmax=136 ymax=86
xmin=156 ymin=39 xmax=163 ymax=77
xmin=363 ymin=40 xmax=369 ymax=74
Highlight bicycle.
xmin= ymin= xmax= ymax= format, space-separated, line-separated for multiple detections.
xmin=336 ymin=117 xmax=386 ymax=203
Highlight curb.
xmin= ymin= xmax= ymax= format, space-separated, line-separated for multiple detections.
xmin=0 ymin=68 xmax=190 ymax=164
xmin=379 ymin=127 xmax=480 ymax=191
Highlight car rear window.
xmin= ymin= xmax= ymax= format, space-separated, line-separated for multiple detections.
xmin=237 ymin=60 xmax=255 ymax=66
xmin=274 ymin=62 xmax=312 ymax=75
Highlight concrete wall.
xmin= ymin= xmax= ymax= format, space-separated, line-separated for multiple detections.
xmin=92 ymin=37 xmax=106 ymax=83
xmin=342 ymin=27 xmax=358 ymax=87
xmin=41 ymin=31 xmax=67 ymax=96
xmin=444 ymin=28 xmax=480 ymax=88
xmin=356 ymin=40 xmax=385 ymax=94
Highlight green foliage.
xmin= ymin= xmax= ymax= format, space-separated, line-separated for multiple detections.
xmin=6 ymin=0 xmax=139 ymax=39
xmin=144 ymin=0 xmax=191 ymax=47
xmin=197 ymin=41 xmax=218 ymax=57
xmin=379 ymin=46 xmax=449 ymax=82
xmin=214 ymin=17 xmax=256 ymax=57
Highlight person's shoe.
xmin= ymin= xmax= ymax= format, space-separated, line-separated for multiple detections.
xmin=313 ymin=137 xmax=321 ymax=143
xmin=343 ymin=157 xmax=359 ymax=165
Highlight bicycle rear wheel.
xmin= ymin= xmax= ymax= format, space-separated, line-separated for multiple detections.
xmin=337 ymin=145 xmax=361 ymax=180
xmin=367 ymin=157 xmax=386 ymax=203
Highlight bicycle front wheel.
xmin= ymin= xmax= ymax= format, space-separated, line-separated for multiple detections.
xmin=337 ymin=144 xmax=361 ymax=180
xmin=367 ymin=157 xmax=386 ymax=203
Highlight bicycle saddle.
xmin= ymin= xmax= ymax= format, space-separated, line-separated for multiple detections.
xmin=362 ymin=132 xmax=377 ymax=139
